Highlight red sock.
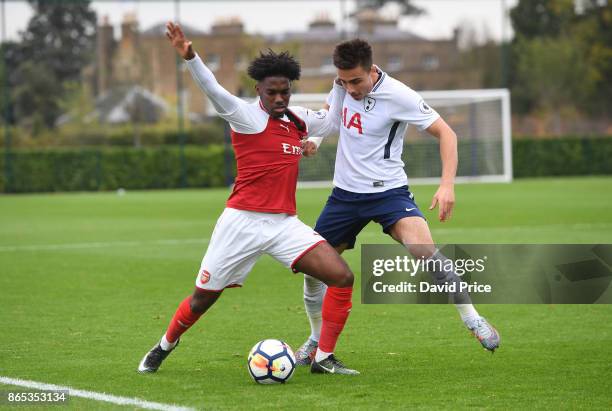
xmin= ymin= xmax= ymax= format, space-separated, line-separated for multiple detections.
xmin=165 ymin=296 xmax=203 ymax=343
xmin=318 ymin=286 xmax=353 ymax=353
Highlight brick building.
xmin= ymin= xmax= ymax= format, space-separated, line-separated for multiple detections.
xmin=93 ymin=10 xmax=480 ymax=121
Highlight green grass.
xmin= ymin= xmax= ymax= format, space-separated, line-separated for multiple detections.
xmin=1 ymin=176 xmax=611 ymax=410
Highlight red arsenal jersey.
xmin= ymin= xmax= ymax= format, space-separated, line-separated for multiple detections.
xmin=227 ymin=109 xmax=307 ymax=215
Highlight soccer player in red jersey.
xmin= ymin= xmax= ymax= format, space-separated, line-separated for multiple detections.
xmin=138 ymin=22 xmax=358 ymax=375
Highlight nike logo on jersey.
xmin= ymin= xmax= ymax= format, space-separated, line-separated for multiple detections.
xmin=405 ymin=207 xmax=416 ymax=212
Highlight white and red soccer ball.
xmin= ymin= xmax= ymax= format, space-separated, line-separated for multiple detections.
xmin=247 ymin=339 xmax=296 ymax=384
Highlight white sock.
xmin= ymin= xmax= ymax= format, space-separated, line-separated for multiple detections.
xmin=456 ymin=304 xmax=480 ymax=324
xmin=303 ymin=275 xmax=326 ymax=342
xmin=315 ymin=348 xmax=332 ymax=362
xmin=308 ymin=313 xmax=322 ymax=343
xmin=160 ymin=334 xmax=178 ymax=351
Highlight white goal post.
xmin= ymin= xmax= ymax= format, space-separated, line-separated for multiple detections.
xmin=291 ymin=88 xmax=512 ymax=187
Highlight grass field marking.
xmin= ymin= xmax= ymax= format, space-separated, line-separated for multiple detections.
xmin=0 ymin=238 xmax=210 ymax=253
xmin=0 ymin=376 xmax=195 ymax=411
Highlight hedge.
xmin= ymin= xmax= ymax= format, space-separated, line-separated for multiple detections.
xmin=0 ymin=137 xmax=610 ymax=193
xmin=0 ymin=122 xmax=226 ymax=149
xmin=512 ymin=137 xmax=612 ymax=177
xmin=0 ymin=145 xmax=228 ymax=193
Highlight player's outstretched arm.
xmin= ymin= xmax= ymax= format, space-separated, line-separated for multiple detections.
xmin=166 ymin=21 xmax=242 ymax=117
xmin=426 ymin=118 xmax=458 ymax=222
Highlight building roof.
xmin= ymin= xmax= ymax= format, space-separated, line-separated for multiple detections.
xmin=267 ymin=25 xmax=424 ymax=44
xmin=91 ymin=86 xmax=168 ymax=124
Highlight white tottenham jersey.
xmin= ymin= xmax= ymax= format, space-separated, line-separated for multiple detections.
xmin=328 ymin=68 xmax=440 ymax=193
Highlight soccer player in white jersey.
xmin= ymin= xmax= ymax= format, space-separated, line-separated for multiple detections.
xmin=138 ymin=22 xmax=359 ymax=375
xmin=295 ymin=39 xmax=500 ymax=365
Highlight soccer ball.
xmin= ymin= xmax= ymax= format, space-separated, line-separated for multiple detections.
xmin=247 ymin=339 xmax=296 ymax=384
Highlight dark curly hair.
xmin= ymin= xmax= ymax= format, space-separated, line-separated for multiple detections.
xmin=333 ymin=38 xmax=373 ymax=70
xmin=247 ymin=49 xmax=301 ymax=82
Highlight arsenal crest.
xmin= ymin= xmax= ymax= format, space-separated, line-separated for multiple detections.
xmin=364 ymin=96 xmax=376 ymax=112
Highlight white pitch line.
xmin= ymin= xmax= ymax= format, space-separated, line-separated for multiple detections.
xmin=0 ymin=238 xmax=209 ymax=252
xmin=0 ymin=376 xmax=196 ymax=411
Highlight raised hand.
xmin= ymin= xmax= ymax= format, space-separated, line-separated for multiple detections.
xmin=165 ymin=21 xmax=194 ymax=60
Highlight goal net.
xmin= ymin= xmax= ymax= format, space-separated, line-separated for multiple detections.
xmin=291 ymin=89 xmax=512 ymax=187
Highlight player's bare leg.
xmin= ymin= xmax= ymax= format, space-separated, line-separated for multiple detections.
xmin=388 ymin=216 xmax=500 ymax=352
xmin=138 ymin=288 xmax=223 ymax=373
xmin=294 ymin=242 xmax=359 ymax=375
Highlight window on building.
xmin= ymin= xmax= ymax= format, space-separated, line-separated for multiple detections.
xmin=206 ymin=54 xmax=220 ymax=71
xmin=388 ymin=55 xmax=402 ymax=72
xmin=421 ymin=54 xmax=439 ymax=71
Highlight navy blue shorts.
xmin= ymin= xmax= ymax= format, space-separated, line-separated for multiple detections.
xmin=314 ymin=186 xmax=425 ymax=250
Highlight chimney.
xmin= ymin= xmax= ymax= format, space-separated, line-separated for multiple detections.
xmin=120 ymin=12 xmax=139 ymax=53
xmin=96 ymin=15 xmax=114 ymax=94
xmin=355 ymin=8 xmax=397 ymax=35
xmin=211 ymin=17 xmax=244 ymax=35
xmin=309 ymin=13 xmax=335 ymax=31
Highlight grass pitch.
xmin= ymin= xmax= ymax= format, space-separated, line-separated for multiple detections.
xmin=1 ymin=176 xmax=611 ymax=410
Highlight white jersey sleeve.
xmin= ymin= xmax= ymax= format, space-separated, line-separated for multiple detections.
xmin=298 ymin=83 xmax=344 ymax=148
xmin=290 ymin=82 xmax=344 ymax=141
xmin=387 ymin=86 xmax=440 ymax=131
xmin=185 ymin=53 xmax=266 ymax=134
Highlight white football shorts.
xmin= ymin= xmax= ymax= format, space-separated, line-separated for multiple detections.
xmin=195 ymin=207 xmax=326 ymax=291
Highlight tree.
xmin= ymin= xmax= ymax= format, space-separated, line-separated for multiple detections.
xmin=510 ymin=0 xmax=575 ymax=39
xmin=9 ymin=0 xmax=97 ymax=129
xmin=571 ymin=1 xmax=612 ymax=116
xmin=19 ymin=0 xmax=97 ymax=84
xmin=513 ymin=36 xmax=590 ymax=131
xmin=11 ymin=61 xmax=64 ymax=132
xmin=1 ymin=42 xmax=25 ymax=126
xmin=509 ymin=0 xmax=611 ymax=117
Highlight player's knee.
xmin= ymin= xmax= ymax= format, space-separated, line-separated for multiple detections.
xmin=189 ymin=297 xmax=207 ymax=314
xmin=333 ymin=267 xmax=354 ymax=288
xmin=190 ymin=290 xmax=220 ymax=314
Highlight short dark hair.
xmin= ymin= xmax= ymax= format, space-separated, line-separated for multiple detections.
xmin=247 ymin=49 xmax=301 ymax=82
xmin=333 ymin=38 xmax=373 ymax=70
